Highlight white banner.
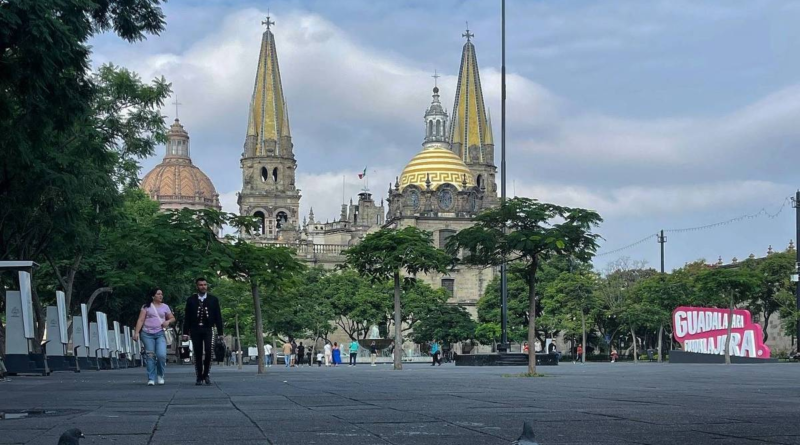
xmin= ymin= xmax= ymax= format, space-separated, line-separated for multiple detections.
xmin=56 ymin=291 xmax=68 ymax=344
xmin=113 ymin=321 xmax=122 ymax=354
xmin=18 ymin=271 xmax=35 ymax=339
xmin=80 ymin=304 xmax=90 ymax=346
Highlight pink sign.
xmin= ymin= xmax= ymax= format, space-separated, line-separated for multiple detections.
xmin=672 ymin=306 xmax=770 ymax=359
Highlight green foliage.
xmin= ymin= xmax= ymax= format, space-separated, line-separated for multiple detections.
xmin=410 ymin=304 xmax=477 ymax=345
xmin=546 ymin=271 xmax=601 ymax=333
xmin=343 ymin=227 xmax=453 ymax=280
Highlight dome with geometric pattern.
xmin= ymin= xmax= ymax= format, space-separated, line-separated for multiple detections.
xmin=398 ymin=143 xmax=475 ymax=191
xmin=140 ymin=119 xmax=221 ymax=211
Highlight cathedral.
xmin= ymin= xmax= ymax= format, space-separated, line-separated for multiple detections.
xmin=142 ymin=19 xmax=499 ymax=316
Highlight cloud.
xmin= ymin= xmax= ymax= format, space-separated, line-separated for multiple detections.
xmin=514 ymin=180 xmax=787 ymax=218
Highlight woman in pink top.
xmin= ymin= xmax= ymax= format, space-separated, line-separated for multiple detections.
xmin=133 ymin=289 xmax=175 ymax=386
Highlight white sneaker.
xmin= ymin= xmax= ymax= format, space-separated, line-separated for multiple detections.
xmin=157 ymin=377 xmax=165 ymax=385
xmin=147 ymin=380 xmax=155 ymax=386
xmin=371 ymin=364 xmax=376 ymax=367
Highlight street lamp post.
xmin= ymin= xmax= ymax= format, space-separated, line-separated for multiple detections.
xmin=498 ymin=0 xmax=509 ymax=354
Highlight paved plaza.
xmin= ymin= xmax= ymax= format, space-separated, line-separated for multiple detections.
xmin=1 ymin=362 xmax=798 ymax=445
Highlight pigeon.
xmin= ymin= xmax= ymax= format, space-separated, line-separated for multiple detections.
xmin=57 ymin=428 xmax=85 ymax=445
xmin=512 ymin=421 xmax=539 ymax=445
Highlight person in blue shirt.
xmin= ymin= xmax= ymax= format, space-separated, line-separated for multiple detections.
xmin=430 ymin=341 xmax=441 ymax=366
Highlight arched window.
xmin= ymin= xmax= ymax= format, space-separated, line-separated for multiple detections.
xmin=436 ymin=120 xmax=441 ymax=136
xmin=272 ymin=167 xmax=278 ymax=183
xmin=261 ymin=167 xmax=269 ymax=182
xmin=427 ymin=120 xmax=433 ymax=137
xmin=276 ymin=211 xmax=288 ymax=229
xmin=253 ymin=211 xmax=266 ymax=235
xmin=476 ymin=174 xmax=483 ymax=189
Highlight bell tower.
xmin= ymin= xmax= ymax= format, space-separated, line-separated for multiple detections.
xmin=238 ymin=16 xmax=301 ymax=243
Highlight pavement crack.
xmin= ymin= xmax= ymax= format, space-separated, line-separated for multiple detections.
xmin=217 ymin=382 xmax=274 ymax=444
xmin=146 ymin=389 xmax=177 ymax=445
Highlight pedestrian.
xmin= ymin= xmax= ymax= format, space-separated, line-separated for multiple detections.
xmin=297 ymin=342 xmax=305 ymax=366
xmin=522 ymin=342 xmax=530 ymax=354
xmin=430 ymin=341 xmax=441 ymax=366
xmin=306 ymin=349 xmax=313 ymax=367
xmin=316 ymin=351 xmax=323 ymax=367
xmin=282 ymin=341 xmax=292 ymax=368
xmin=265 ymin=342 xmax=273 ymax=367
xmin=324 ymin=341 xmax=332 ymax=367
xmin=611 ymin=349 xmax=618 ymax=363
xmin=370 ymin=341 xmax=378 ymax=367
xmin=332 ymin=342 xmax=341 ymax=366
xmin=349 ymin=339 xmax=359 ymax=366
xmin=133 ymin=288 xmax=175 ymax=386
xmin=290 ymin=339 xmax=298 ymax=367
xmin=182 ymin=278 xmax=224 ymax=386
xmin=575 ymin=344 xmax=583 ymax=364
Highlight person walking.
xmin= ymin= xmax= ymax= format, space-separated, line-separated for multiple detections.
xmin=297 ymin=342 xmax=306 ymax=366
xmin=133 ymin=288 xmax=175 ymax=386
xmin=265 ymin=342 xmax=273 ymax=367
xmin=430 ymin=341 xmax=441 ymax=366
xmin=324 ymin=341 xmax=332 ymax=367
xmin=575 ymin=344 xmax=583 ymax=364
xmin=282 ymin=341 xmax=292 ymax=368
xmin=181 ymin=278 xmax=224 ymax=386
xmin=306 ymin=348 xmax=313 ymax=367
xmin=349 ymin=340 xmax=359 ymax=366
xmin=290 ymin=339 xmax=298 ymax=367
xmin=332 ymin=342 xmax=341 ymax=366
xmin=369 ymin=341 xmax=378 ymax=367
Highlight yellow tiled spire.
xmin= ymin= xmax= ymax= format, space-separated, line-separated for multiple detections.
xmin=246 ymin=16 xmax=289 ymax=155
xmin=449 ymin=27 xmax=492 ymax=163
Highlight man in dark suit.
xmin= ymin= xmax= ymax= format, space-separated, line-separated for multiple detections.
xmin=182 ymin=277 xmax=224 ymax=385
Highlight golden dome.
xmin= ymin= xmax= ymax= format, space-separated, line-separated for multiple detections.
xmin=399 ymin=145 xmax=475 ymax=191
xmin=140 ymin=158 xmax=221 ymax=210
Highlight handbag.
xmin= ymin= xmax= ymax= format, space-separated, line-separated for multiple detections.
xmin=149 ymin=304 xmax=175 ymax=346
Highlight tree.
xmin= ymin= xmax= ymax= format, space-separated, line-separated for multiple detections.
xmin=343 ymin=227 xmax=452 ymax=370
xmin=411 ymin=304 xmax=477 ymax=346
xmin=546 ymin=272 xmax=601 ymax=363
xmin=225 ymin=241 xmax=305 ymax=374
xmin=695 ymin=267 xmax=761 ymax=364
xmin=741 ymin=252 xmax=795 ymax=341
xmin=448 ymin=198 xmax=602 ymax=374
xmin=629 ymin=274 xmax=689 ymax=362
xmin=1 ymin=0 xmax=167 ymax=346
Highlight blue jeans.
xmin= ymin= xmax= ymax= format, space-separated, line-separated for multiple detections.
xmin=265 ymin=354 xmax=273 ymax=366
xmin=140 ymin=331 xmax=166 ymax=382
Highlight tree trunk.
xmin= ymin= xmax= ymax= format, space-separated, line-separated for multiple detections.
xmin=31 ymin=285 xmax=45 ymax=353
xmin=580 ymin=311 xmax=586 ymax=364
xmin=393 ymin=271 xmax=403 ymax=370
xmin=85 ymin=287 xmax=113 ymax=313
xmin=658 ymin=324 xmax=663 ymax=363
xmin=762 ymin=311 xmax=770 ymax=342
xmin=235 ymin=314 xmax=242 ymax=370
xmin=631 ymin=326 xmax=638 ymax=364
xmin=724 ymin=295 xmax=733 ymax=365
xmin=527 ymin=260 xmax=538 ymax=375
xmin=251 ymin=282 xmax=266 ymax=374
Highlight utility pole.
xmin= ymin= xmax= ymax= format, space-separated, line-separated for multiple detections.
xmin=498 ymin=0 xmax=509 ymax=353
xmin=657 ymin=230 xmax=666 ymax=274
xmin=793 ymin=191 xmax=800 ymax=345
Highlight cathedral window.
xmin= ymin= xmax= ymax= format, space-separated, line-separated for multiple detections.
xmin=272 ymin=167 xmax=278 ymax=183
xmin=476 ymin=174 xmax=483 ymax=189
xmin=439 ymin=229 xmax=456 ymax=249
xmin=427 ymin=120 xmax=433 ymax=137
xmin=436 ymin=120 xmax=441 ymax=136
xmin=441 ymin=279 xmax=455 ymax=296
xmin=276 ymin=211 xmax=288 ymax=229
xmin=261 ymin=167 xmax=269 ymax=182
xmin=253 ymin=211 xmax=266 ymax=235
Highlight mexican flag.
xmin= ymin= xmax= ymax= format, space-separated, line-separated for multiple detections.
xmin=358 ymin=167 xmax=367 ymax=179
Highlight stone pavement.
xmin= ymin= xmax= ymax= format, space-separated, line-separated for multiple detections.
xmin=1 ymin=362 xmax=799 ymax=445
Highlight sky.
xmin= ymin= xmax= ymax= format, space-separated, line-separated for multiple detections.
xmin=89 ymin=0 xmax=800 ymax=272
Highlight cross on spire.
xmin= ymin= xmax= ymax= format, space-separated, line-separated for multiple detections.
xmin=432 ymin=70 xmax=440 ymax=88
xmin=462 ymin=22 xmax=474 ymax=41
xmin=262 ymin=12 xmax=275 ymax=30
xmin=172 ymin=94 xmax=183 ymax=120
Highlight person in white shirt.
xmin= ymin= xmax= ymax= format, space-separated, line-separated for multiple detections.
xmin=323 ymin=342 xmax=332 ymax=367
xmin=264 ymin=343 xmax=273 ymax=367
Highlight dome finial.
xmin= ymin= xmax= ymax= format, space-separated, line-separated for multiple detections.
xmin=462 ymin=22 xmax=474 ymax=42
xmin=172 ymin=94 xmax=182 ymax=121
